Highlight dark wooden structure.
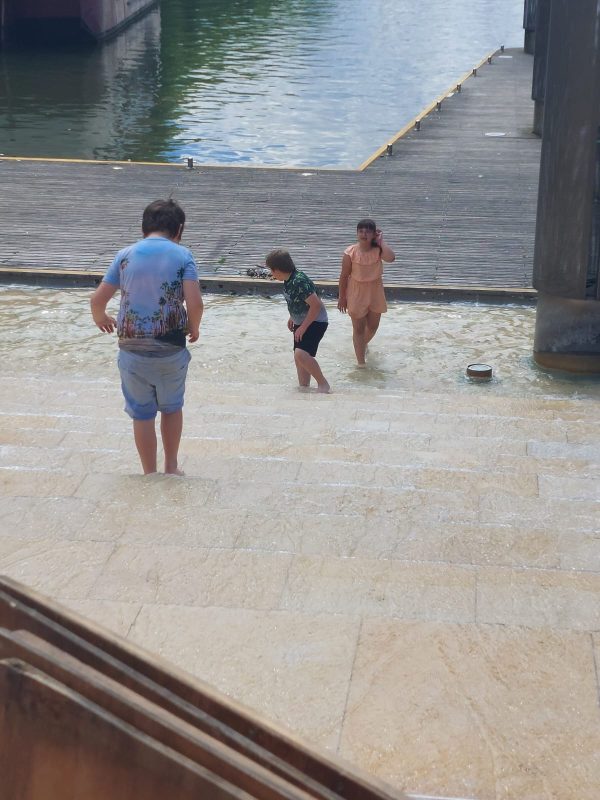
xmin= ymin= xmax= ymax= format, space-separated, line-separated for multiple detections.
xmin=533 ymin=0 xmax=600 ymax=372
xmin=0 ymin=0 xmax=157 ymax=45
xmin=531 ymin=0 xmax=550 ymax=136
xmin=0 ymin=576 xmax=404 ymax=800
xmin=523 ymin=0 xmax=539 ymax=54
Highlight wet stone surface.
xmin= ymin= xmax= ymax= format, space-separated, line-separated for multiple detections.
xmin=1 ymin=288 xmax=600 ymax=800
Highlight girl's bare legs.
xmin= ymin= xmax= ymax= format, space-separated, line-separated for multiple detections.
xmin=352 ymin=312 xmax=381 ymax=365
xmin=365 ymin=311 xmax=381 ymax=344
xmin=351 ymin=316 xmax=368 ymax=366
xmin=133 ymin=419 xmax=158 ymax=475
xmin=294 ymin=348 xmax=330 ymax=393
xmin=161 ymin=409 xmax=184 ymax=475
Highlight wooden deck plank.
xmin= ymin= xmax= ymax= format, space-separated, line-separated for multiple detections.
xmin=0 ymin=49 xmax=539 ymax=290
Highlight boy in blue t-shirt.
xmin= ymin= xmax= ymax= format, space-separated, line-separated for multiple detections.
xmin=90 ymin=199 xmax=203 ymax=475
xmin=265 ymin=248 xmax=331 ymax=393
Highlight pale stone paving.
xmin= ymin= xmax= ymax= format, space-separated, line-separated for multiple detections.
xmin=1 ymin=288 xmax=600 ymax=799
xmin=1 ymin=360 xmax=600 ymax=799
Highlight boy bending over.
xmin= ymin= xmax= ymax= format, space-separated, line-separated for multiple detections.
xmin=266 ymin=249 xmax=331 ymax=393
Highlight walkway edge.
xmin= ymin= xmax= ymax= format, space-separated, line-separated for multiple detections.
xmin=0 ymin=267 xmax=536 ymax=304
xmin=358 ymin=49 xmax=498 ymax=171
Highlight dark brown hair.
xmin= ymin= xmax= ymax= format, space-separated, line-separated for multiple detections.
xmin=142 ymin=199 xmax=186 ymax=238
xmin=357 ymin=218 xmax=382 ymax=254
xmin=265 ymin=248 xmax=296 ymax=274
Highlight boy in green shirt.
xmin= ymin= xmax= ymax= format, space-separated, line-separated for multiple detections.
xmin=266 ymin=249 xmax=331 ymax=394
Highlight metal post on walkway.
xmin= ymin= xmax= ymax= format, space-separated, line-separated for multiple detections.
xmin=533 ymin=0 xmax=600 ymax=372
xmin=531 ymin=0 xmax=550 ymax=136
xmin=523 ymin=0 xmax=539 ymax=54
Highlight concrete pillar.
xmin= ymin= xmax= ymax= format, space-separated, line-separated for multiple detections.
xmin=533 ymin=0 xmax=600 ymax=372
xmin=531 ymin=0 xmax=551 ymax=136
xmin=523 ymin=0 xmax=539 ymax=54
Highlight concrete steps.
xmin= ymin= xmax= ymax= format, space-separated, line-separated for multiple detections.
xmin=1 ymin=363 xmax=600 ymax=800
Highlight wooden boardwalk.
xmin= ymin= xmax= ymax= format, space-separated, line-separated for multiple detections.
xmin=0 ymin=48 xmax=540 ymax=294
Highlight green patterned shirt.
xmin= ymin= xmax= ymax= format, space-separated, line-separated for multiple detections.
xmin=283 ymin=269 xmax=328 ymax=324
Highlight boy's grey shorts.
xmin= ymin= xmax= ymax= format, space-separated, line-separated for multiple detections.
xmin=117 ymin=348 xmax=191 ymax=420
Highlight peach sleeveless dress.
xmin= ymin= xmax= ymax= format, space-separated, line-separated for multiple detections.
xmin=344 ymin=243 xmax=387 ymax=318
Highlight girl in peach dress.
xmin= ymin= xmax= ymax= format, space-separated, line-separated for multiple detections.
xmin=337 ymin=218 xmax=396 ymax=367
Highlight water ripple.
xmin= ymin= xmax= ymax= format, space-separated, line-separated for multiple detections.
xmin=3 ymin=287 xmax=600 ymax=399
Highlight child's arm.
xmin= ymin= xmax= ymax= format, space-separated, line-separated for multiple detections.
xmin=294 ymin=293 xmax=323 ymax=342
xmin=380 ymin=241 xmax=395 ymax=262
xmin=90 ymin=282 xmax=118 ymax=333
xmin=337 ymin=253 xmax=352 ymax=312
xmin=183 ymin=279 xmax=203 ymax=342
xmin=376 ymin=231 xmax=396 ymax=263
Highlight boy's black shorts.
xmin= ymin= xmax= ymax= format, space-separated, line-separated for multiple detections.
xmin=292 ymin=321 xmax=328 ymax=357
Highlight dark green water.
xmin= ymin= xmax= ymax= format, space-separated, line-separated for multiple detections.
xmin=0 ymin=0 xmax=524 ymax=167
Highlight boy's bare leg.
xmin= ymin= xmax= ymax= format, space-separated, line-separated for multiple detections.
xmin=351 ymin=316 xmax=367 ymax=366
xmin=161 ymin=409 xmax=184 ymax=475
xmin=133 ymin=419 xmax=158 ymax=475
xmin=295 ymin=358 xmax=311 ymax=388
xmin=294 ymin=348 xmax=330 ymax=393
xmin=365 ymin=311 xmax=381 ymax=344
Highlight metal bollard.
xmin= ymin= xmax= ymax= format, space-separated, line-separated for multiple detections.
xmin=386 ymin=143 xmax=393 ymax=156
xmin=472 ymin=68 xmax=478 ymax=76
xmin=415 ymin=119 xmax=421 ymax=130
xmin=187 ymin=158 xmax=194 ymax=170
xmin=456 ymin=83 xmax=462 ymax=93
xmin=436 ymin=101 xmax=442 ymax=111
xmin=488 ymin=56 xmax=492 ymax=64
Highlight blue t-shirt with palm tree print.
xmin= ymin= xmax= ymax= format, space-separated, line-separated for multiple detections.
xmin=104 ymin=236 xmax=198 ymax=352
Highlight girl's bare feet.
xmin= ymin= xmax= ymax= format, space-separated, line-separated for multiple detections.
xmin=165 ymin=466 xmax=185 ymax=476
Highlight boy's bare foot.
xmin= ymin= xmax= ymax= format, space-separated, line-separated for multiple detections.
xmin=357 ymin=363 xmax=367 ymax=369
xmin=298 ymin=385 xmax=311 ymax=392
xmin=317 ymin=382 xmax=331 ymax=394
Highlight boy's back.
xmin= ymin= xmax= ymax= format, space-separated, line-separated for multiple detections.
xmin=106 ymin=236 xmax=197 ymax=351
xmin=90 ymin=198 xmax=203 ymax=475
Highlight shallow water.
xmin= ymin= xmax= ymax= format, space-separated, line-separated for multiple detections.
xmin=3 ymin=286 xmax=600 ymax=401
xmin=0 ymin=0 xmax=524 ymax=167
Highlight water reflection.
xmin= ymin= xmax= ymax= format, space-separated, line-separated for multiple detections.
xmin=3 ymin=287 xmax=600 ymax=400
xmin=0 ymin=0 xmax=523 ymax=167
xmin=0 ymin=9 xmax=161 ymax=160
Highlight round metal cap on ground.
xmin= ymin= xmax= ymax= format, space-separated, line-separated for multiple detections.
xmin=466 ymin=363 xmax=493 ymax=380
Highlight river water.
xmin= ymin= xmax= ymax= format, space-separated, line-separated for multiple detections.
xmin=0 ymin=0 xmax=524 ymax=168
